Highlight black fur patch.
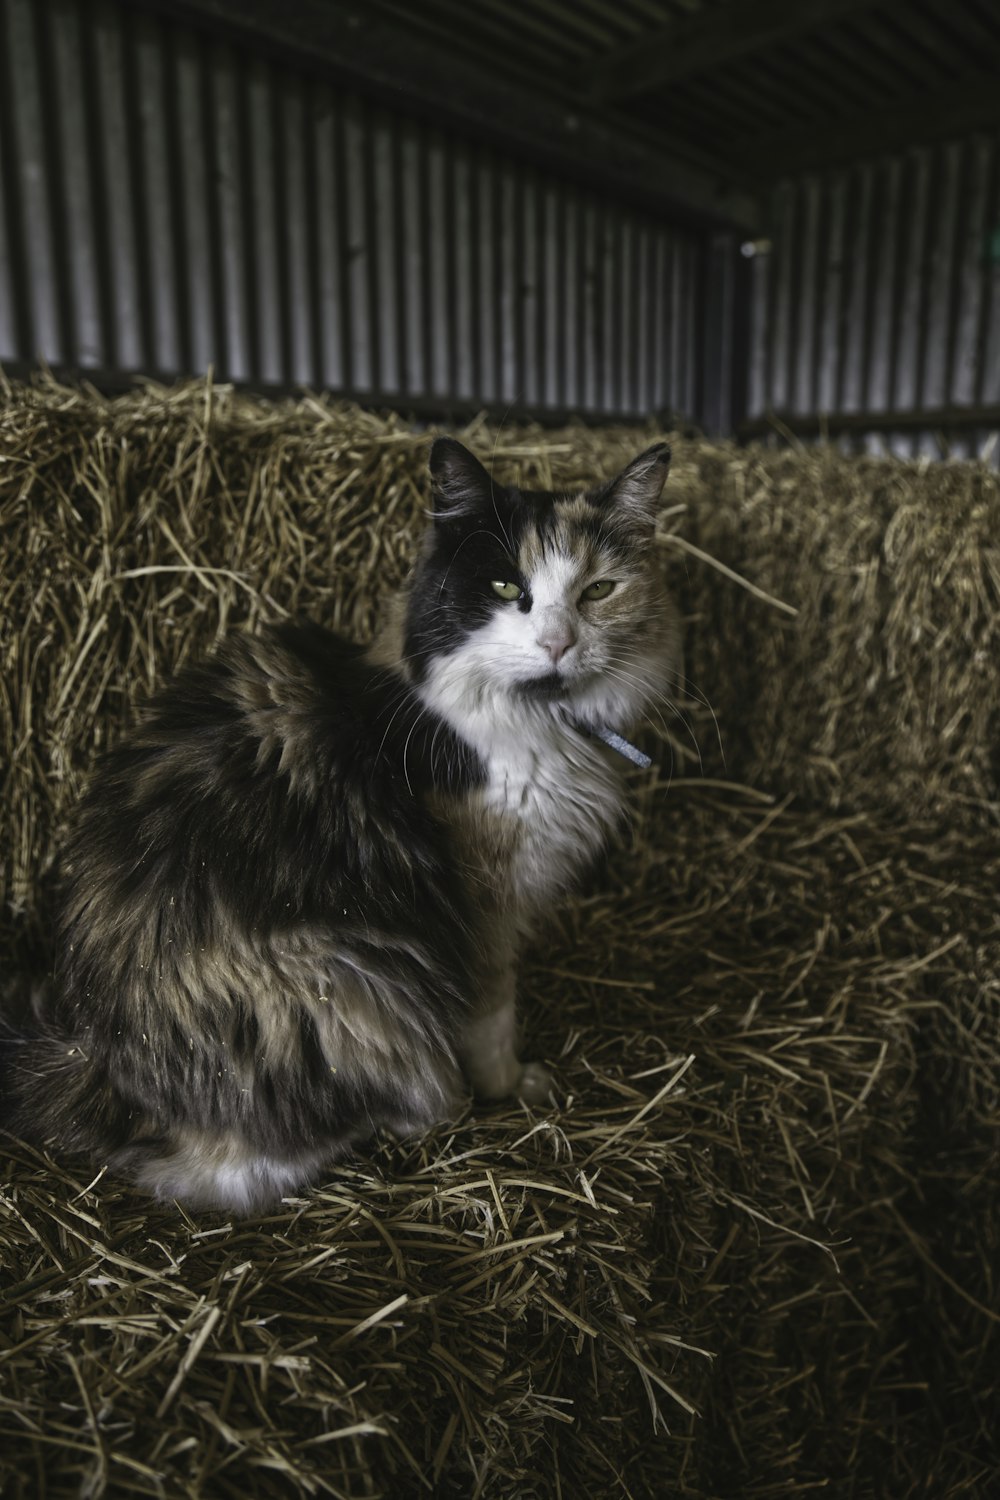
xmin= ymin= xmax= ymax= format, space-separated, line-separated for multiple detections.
xmin=516 ymin=671 xmax=568 ymax=700
xmin=404 ymin=488 xmax=523 ymax=675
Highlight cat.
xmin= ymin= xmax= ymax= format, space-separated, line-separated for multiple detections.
xmin=4 ymin=437 xmax=681 ymax=1212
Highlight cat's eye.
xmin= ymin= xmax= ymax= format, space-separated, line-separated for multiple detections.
xmin=490 ymin=579 xmax=523 ymax=601
xmin=581 ymin=579 xmax=616 ymax=602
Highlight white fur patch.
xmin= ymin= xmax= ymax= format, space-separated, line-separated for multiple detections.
xmin=127 ymin=1132 xmax=333 ymax=1213
xmin=418 ymin=531 xmax=674 ymax=926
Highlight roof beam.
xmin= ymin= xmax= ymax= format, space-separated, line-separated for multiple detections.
xmin=584 ymin=0 xmax=879 ymax=104
xmin=126 ymin=0 xmax=761 ymax=230
xmin=732 ymin=69 xmax=1000 ymax=178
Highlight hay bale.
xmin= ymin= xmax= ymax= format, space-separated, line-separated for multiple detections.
xmin=676 ymin=443 xmax=1000 ymax=823
xmin=1 ymin=376 xmax=997 ymax=1496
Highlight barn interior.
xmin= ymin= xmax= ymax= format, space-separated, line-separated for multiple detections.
xmin=1 ymin=2 xmax=999 ymax=1496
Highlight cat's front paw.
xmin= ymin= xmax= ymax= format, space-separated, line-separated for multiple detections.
xmin=517 ymin=1061 xmax=555 ymax=1107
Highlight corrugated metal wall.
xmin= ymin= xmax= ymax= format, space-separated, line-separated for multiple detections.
xmin=748 ymin=133 xmax=1000 ymax=461
xmin=0 ymin=0 xmax=702 ymax=420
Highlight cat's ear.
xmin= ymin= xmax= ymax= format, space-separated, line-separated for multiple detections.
xmin=429 ymin=438 xmax=495 ymax=521
xmin=594 ymin=443 xmax=671 ymax=529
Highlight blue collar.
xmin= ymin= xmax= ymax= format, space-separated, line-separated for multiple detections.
xmin=582 ymin=723 xmax=652 ymax=769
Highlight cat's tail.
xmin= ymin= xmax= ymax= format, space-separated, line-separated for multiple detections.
xmin=0 ymin=969 xmax=100 ymax=1152
xmin=0 ymin=968 xmax=50 ymax=1136
xmin=1 ymin=968 xmax=138 ymax=1167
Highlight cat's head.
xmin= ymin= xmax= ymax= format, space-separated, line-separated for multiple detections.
xmin=404 ymin=439 xmax=680 ymax=734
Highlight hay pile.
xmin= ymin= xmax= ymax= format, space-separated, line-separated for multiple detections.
xmin=1 ymin=376 xmax=998 ymax=1497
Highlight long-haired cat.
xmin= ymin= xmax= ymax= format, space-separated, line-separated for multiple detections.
xmin=4 ymin=438 xmax=680 ymax=1212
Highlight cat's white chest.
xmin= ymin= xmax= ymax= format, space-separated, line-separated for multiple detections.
xmin=484 ymin=732 xmax=607 ymax=819
xmin=478 ymin=720 xmax=623 ymax=910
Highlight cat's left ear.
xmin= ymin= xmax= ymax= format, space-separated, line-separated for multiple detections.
xmin=594 ymin=443 xmax=671 ymax=529
xmin=429 ymin=438 xmax=495 ymax=521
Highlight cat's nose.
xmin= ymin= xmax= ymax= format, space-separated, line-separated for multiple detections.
xmin=535 ymin=609 xmax=577 ymax=665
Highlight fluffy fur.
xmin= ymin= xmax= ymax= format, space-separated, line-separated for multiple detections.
xmin=4 ymin=440 xmax=681 ymax=1212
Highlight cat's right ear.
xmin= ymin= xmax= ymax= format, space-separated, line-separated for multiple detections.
xmin=429 ymin=438 xmax=495 ymax=521
xmin=593 ymin=443 xmax=671 ymax=530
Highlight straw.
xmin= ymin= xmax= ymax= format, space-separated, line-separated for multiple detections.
xmin=1 ymin=374 xmax=997 ymax=1496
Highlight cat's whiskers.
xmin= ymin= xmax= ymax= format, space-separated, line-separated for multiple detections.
xmin=400 ymin=700 xmax=434 ymax=797
xmin=372 ymin=684 xmax=422 ymax=767
xmin=661 ymin=666 xmax=725 ymax=765
xmin=598 ymin=657 xmax=674 ymax=739
xmin=602 ymin=655 xmax=705 ymax=769
xmin=428 ymin=716 xmax=447 ymax=784
xmin=489 ymin=402 xmax=517 ymax=562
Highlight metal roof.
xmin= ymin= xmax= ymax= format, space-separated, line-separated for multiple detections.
xmin=137 ymin=0 xmax=1000 ymax=229
xmin=361 ymin=0 xmax=1000 ymax=175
